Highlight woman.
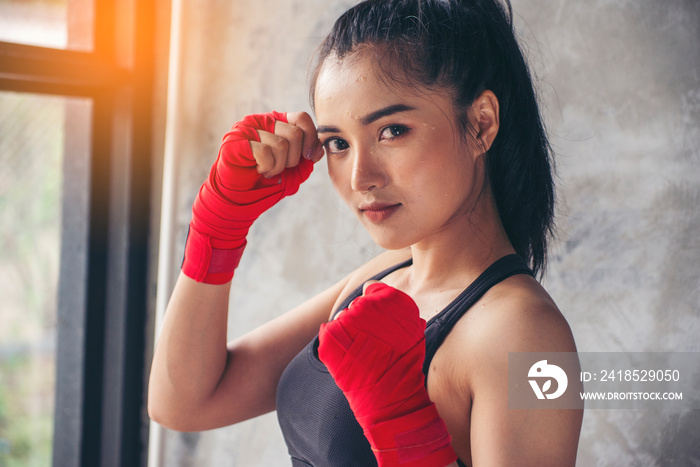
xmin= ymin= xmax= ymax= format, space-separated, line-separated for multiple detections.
xmin=148 ymin=0 xmax=582 ymax=465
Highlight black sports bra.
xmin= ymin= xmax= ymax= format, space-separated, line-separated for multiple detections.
xmin=276 ymin=254 xmax=532 ymax=466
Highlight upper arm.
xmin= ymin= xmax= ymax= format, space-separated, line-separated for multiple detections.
xmin=185 ymin=248 xmax=411 ymax=430
xmin=460 ymin=279 xmax=582 ymax=466
xmin=187 ymin=274 xmax=348 ymax=430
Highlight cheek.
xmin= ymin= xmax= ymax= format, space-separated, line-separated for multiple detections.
xmin=327 ymin=158 xmax=351 ymax=197
xmin=413 ymin=148 xmax=474 ymax=204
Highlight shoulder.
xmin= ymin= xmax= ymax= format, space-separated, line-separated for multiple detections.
xmin=464 ymin=274 xmax=574 ymax=350
xmin=440 ymin=273 xmax=577 ymax=394
xmin=329 ymin=248 xmax=412 ymax=318
xmin=435 ymin=275 xmax=582 ymax=466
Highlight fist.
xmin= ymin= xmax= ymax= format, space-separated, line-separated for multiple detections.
xmin=214 ymin=111 xmax=324 ymax=192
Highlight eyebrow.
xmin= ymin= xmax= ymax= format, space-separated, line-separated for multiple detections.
xmin=316 ymin=104 xmax=416 ymax=134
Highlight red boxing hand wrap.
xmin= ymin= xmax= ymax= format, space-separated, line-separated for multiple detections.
xmin=182 ymin=111 xmax=314 ymax=284
xmin=318 ymin=283 xmax=458 ymax=466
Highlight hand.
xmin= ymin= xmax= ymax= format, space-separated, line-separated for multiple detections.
xmin=182 ymin=111 xmax=323 ymax=284
xmin=318 ymin=282 xmax=458 ymax=467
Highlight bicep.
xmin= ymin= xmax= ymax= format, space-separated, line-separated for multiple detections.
xmin=463 ymin=288 xmax=582 ymax=466
xmin=192 ymin=275 xmax=348 ymax=429
xmin=469 ymin=381 xmax=582 ymax=467
xmin=178 ymin=248 xmax=411 ymax=431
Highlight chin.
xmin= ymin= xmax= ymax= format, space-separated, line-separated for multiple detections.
xmin=366 ymin=230 xmax=414 ymax=251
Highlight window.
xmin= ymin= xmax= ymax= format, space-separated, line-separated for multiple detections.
xmin=0 ymin=91 xmax=91 ymax=467
xmin=0 ymin=1 xmax=163 ymax=465
xmin=0 ymin=0 xmax=94 ymax=50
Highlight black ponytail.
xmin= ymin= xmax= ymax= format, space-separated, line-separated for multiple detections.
xmin=311 ymin=0 xmax=555 ymax=278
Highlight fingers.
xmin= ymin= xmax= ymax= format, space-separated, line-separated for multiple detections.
xmin=274 ymin=122 xmax=303 ymax=169
xmin=251 ymin=132 xmax=290 ymax=178
xmin=286 ymin=112 xmax=324 ymax=163
xmin=249 ymin=112 xmax=324 ymax=178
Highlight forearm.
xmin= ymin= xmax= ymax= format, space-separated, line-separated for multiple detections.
xmin=148 ymin=111 xmax=320 ymax=429
xmin=148 ymin=273 xmax=231 ymax=423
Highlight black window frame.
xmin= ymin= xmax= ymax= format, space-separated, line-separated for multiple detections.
xmin=0 ymin=1 xmax=163 ymax=465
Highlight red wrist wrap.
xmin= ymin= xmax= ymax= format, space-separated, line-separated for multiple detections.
xmin=368 ymin=405 xmax=458 ymax=467
xmin=182 ymin=111 xmax=314 ymax=284
xmin=318 ymin=283 xmax=458 ymax=466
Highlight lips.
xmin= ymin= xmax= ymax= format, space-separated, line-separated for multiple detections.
xmin=358 ymin=202 xmax=401 ymax=223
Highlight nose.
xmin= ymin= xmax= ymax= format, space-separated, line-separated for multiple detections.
xmin=350 ymin=147 xmax=386 ymax=193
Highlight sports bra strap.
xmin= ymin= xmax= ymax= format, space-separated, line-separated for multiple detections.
xmin=329 ymin=254 xmax=532 ymax=377
xmin=422 ymin=254 xmax=532 ymax=375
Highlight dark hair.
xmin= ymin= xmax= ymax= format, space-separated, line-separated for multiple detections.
xmin=311 ymin=0 xmax=555 ymax=278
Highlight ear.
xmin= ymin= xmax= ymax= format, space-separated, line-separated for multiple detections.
xmin=469 ymin=90 xmax=500 ymax=156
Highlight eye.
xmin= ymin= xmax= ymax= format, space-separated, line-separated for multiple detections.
xmin=379 ymin=124 xmax=410 ymax=141
xmin=323 ymin=137 xmax=350 ymax=155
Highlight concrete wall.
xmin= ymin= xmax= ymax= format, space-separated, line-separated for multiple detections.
xmin=514 ymin=1 xmax=700 ymax=465
xmin=154 ymin=1 xmax=700 ymax=465
xmin=516 ymin=1 xmax=700 ymax=465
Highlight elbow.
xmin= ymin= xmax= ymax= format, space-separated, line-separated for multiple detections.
xmin=147 ymin=373 xmax=170 ymax=427
xmin=147 ymin=380 xmax=194 ymax=432
xmin=148 ymin=397 xmax=197 ymax=432
xmin=147 ymin=394 xmax=178 ymax=430
xmin=147 ymin=366 xmax=192 ymax=431
xmin=147 ymin=381 xmax=216 ymax=432
xmin=147 ymin=397 xmax=167 ymax=427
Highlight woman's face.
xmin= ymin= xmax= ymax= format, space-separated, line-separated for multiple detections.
xmin=314 ymin=52 xmax=485 ymax=250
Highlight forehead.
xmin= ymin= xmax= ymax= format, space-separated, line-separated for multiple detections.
xmin=314 ymin=51 xmax=431 ymax=117
xmin=315 ymin=52 xmax=388 ymax=98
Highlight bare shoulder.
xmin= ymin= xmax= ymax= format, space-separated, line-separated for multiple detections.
xmin=437 ymin=273 xmax=578 ymax=398
xmin=329 ymin=248 xmax=412 ymax=318
xmin=457 ymin=274 xmax=576 ymax=359
xmin=436 ymin=274 xmax=581 ymax=466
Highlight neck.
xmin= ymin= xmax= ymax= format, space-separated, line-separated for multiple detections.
xmin=407 ymin=192 xmax=515 ymax=290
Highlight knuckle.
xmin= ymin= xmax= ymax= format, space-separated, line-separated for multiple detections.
xmin=298 ymin=111 xmax=313 ymax=125
xmin=290 ymin=125 xmax=304 ymax=141
xmin=258 ymin=144 xmax=275 ymax=165
xmin=289 ymin=111 xmax=314 ymax=130
xmin=260 ymin=143 xmax=274 ymax=157
xmin=275 ymin=136 xmax=290 ymax=152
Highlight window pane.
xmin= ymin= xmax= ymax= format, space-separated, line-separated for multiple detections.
xmin=0 ymin=91 xmax=91 ymax=467
xmin=0 ymin=0 xmax=94 ymax=51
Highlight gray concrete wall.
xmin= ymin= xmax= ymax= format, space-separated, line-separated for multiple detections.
xmin=516 ymin=1 xmax=700 ymax=465
xmin=154 ymin=1 xmax=700 ymax=465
